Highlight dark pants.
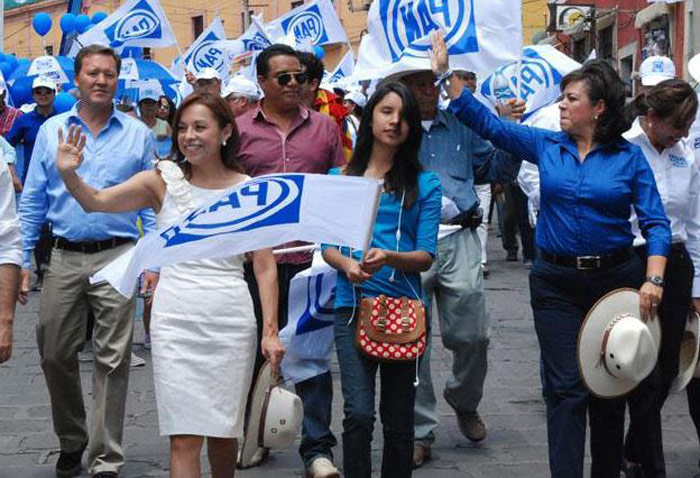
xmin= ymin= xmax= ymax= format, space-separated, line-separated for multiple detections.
xmin=244 ymin=260 xmax=337 ymax=465
xmin=335 ymin=308 xmax=416 ymax=478
xmin=35 ymin=223 xmax=52 ymax=280
xmin=624 ymin=245 xmax=694 ymax=477
xmin=688 ymin=378 xmax=700 ymax=452
xmin=502 ymin=182 xmax=535 ymax=260
xmin=530 ymin=253 xmax=645 ymax=478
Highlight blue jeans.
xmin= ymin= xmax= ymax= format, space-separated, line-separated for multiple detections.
xmin=335 ymin=308 xmax=416 ymax=478
xmin=529 ymin=253 xmax=644 ymax=478
xmin=297 ymin=371 xmax=337 ymax=465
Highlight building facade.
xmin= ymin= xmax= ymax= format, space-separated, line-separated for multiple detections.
xmin=4 ymin=0 xmax=552 ymax=73
xmin=545 ymin=0 xmax=688 ymax=97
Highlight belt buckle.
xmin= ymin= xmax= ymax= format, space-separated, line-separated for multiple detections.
xmin=576 ymin=256 xmax=601 ymax=270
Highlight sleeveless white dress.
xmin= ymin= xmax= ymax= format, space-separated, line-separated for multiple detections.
xmin=151 ymin=162 xmax=257 ymax=438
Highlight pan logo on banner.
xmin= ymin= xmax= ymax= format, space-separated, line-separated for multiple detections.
xmin=295 ymin=273 xmax=336 ymax=335
xmin=160 ymin=176 xmax=304 ymax=247
xmin=478 ymin=46 xmax=580 ymax=121
xmin=242 ymin=32 xmax=271 ymax=52
xmin=481 ymin=49 xmax=562 ymax=102
xmin=191 ymin=33 xmax=225 ymax=72
xmin=381 ymin=0 xmax=478 ymax=61
xmin=107 ymin=0 xmax=162 ymax=46
xmin=282 ymin=5 xmax=327 ymax=44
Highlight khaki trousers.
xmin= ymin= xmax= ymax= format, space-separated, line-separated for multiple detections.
xmin=36 ymin=242 xmax=135 ymax=475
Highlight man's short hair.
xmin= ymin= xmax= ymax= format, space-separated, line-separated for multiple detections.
xmin=298 ymin=51 xmax=324 ymax=84
xmin=256 ymin=44 xmax=299 ymax=78
xmin=74 ymin=45 xmax=122 ymax=76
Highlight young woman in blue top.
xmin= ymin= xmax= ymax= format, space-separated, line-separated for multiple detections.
xmin=430 ymin=32 xmax=671 ymax=478
xmin=322 ymin=82 xmax=441 ymax=478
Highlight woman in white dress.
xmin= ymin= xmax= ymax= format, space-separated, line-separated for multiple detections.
xmin=55 ymin=93 xmax=285 ymax=478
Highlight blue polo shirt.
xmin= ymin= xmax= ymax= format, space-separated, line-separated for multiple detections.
xmin=6 ymin=108 xmax=56 ymax=183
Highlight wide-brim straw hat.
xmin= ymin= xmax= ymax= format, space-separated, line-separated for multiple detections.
xmin=238 ymin=361 xmax=273 ymax=468
xmin=670 ymin=312 xmax=700 ymax=393
xmin=578 ymin=288 xmax=661 ymax=398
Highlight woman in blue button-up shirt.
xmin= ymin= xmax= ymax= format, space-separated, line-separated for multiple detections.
xmin=431 ymin=32 xmax=671 ymax=478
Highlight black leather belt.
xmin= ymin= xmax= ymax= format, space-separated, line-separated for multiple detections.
xmin=539 ymin=248 xmax=632 ymax=270
xmin=52 ymin=236 xmax=133 ymax=254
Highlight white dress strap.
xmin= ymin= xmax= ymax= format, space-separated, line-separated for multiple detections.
xmin=157 ymin=161 xmax=193 ymax=214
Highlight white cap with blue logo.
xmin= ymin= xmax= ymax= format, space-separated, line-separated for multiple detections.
xmin=639 ymin=55 xmax=676 ymax=86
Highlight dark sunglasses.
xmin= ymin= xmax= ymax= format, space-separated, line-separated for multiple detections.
xmin=33 ymin=88 xmax=55 ymax=95
xmin=275 ymin=72 xmax=308 ymax=86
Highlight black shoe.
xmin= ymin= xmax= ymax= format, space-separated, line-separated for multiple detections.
xmin=625 ymin=464 xmax=644 ymax=478
xmin=56 ymin=446 xmax=85 ymax=478
xmin=506 ymin=251 xmax=518 ymax=262
xmin=92 ymin=472 xmax=118 ymax=478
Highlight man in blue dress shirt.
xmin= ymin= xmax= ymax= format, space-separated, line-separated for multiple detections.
xmin=18 ymin=45 xmax=156 ymax=478
xmin=402 ymin=70 xmax=521 ymax=468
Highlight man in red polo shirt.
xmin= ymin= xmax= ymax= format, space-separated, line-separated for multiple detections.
xmin=236 ymin=44 xmax=344 ymax=478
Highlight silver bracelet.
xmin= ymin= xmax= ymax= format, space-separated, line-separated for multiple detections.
xmin=434 ymin=69 xmax=453 ymax=87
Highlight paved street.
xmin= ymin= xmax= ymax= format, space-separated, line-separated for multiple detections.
xmin=2 ymin=231 xmax=700 ymax=477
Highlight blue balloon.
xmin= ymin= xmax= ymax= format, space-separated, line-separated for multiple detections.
xmin=0 ymin=62 xmax=12 ymax=79
xmin=54 ymin=92 xmax=77 ymax=113
xmin=16 ymin=58 xmax=30 ymax=69
xmin=4 ymin=55 xmax=18 ymax=72
xmin=75 ymin=14 xmax=91 ymax=34
xmin=60 ymin=13 xmax=76 ymax=34
xmin=91 ymin=11 xmax=108 ymax=24
xmin=9 ymin=82 xmax=31 ymax=106
xmin=33 ymin=12 xmax=53 ymax=37
xmin=313 ymin=45 xmax=325 ymax=60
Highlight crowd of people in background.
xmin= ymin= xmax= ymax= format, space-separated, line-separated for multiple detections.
xmin=1 ymin=29 xmax=700 ymax=478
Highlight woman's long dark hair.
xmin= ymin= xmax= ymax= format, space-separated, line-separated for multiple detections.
xmin=166 ymin=93 xmax=244 ymax=177
xmin=345 ymin=82 xmax=423 ymax=208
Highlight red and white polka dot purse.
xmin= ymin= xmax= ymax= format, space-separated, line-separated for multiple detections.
xmin=356 ymin=295 xmax=426 ymax=362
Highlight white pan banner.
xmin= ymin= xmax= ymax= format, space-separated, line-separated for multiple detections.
xmin=92 ymin=173 xmax=382 ymax=297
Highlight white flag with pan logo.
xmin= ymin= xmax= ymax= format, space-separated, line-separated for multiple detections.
xmin=479 ymin=45 xmax=581 ymax=122
xmin=70 ymin=0 xmax=177 ymax=54
xmin=265 ymin=0 xmax=348 ymax=46
xmin=352 ymin=0 xmax=522 ymax=81
xmin=280 ymin=260 xmax=337 ymax=384
xmin=92 ymin=173 xmax=382 ymax=298
xmin=183 ymin=17 xmax=228 ymax=80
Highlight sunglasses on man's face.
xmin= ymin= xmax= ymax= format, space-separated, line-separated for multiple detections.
xmin=275 ymin=72 xmax=309 ymax=86
xmin=34 ymin=88 xmax=55 ymax=96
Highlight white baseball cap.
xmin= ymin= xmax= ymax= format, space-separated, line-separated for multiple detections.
xmin=344 ymin=90 xmax=367 ymax=108
xmin=32 ymin=76 xmax=57 ymax=91
xmin=639 ymin=55 xmax=676 ymax=86
xmin=222 ymin=76 xmax=261 ymax=100
xmin=689 ymin=53 xmax=700 ymax=84
xmin=195 ymin=67 xmax=221 ymax=81
xmin=139 ymin=87 xmax=160 ymax=102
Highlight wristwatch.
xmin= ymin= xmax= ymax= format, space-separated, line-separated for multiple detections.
xmin=646 ymin=275 xmax=664 ymax=287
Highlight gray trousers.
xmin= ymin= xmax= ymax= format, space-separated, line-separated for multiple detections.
xmin=37 ymin=243 xmax=135 ymax=475
xmin=414 ymin=228 xmax=489 ymax=446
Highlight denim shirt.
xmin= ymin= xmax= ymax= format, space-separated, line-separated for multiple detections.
xmin=418 ymin=109 xmax=486 ymax=214
xmin=19 ymin=103 xmax=157 ymax=268
xmin=449 ymin=89 xmax=671 ymax=258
